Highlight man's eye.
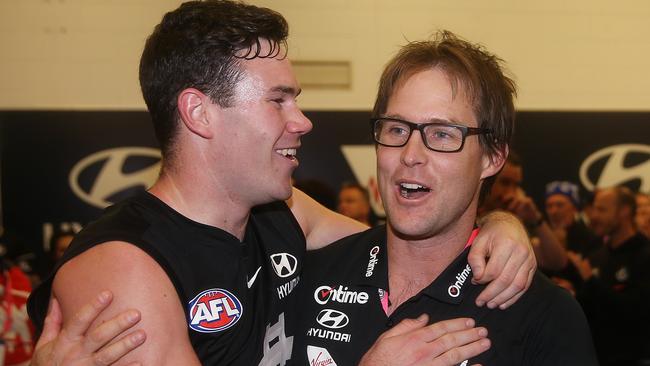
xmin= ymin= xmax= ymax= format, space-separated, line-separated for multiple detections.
xmin=428 ymin=127 xmax=460 ymax=140
xmin=388 ymin=126 xmax=408 ymax=135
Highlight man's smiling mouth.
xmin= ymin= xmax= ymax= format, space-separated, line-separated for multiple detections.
xmin=275 ymin=148 xmax=297 ymax=160
xmin=399 ymin=182 xmax=431 ymax=199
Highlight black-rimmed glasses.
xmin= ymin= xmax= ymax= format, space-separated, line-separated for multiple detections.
xmin=370 ymin=117 xmax=492 ymax=153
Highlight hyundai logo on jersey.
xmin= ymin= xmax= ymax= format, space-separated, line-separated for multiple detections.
xmin=316 ymin=309 xmax=350 ymax=329
xmin=270 ymin=253 xmax=298 ymax=278
xmin=188 ymin=288 xmax=243 ymax=333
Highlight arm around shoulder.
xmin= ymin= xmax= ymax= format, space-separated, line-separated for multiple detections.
xmin=52 ymin=241 xmax=200 ymax=366
xmin=288 ymin=187 xmax=368 ymax=250
xmin=470 ymin=210 xmax=536 ymax=309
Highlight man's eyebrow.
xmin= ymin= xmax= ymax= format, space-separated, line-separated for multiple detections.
xmin=269 ymin=85 xmax=302 ymax=97
xmin=382 ymin=113 xmax=457 ymax=124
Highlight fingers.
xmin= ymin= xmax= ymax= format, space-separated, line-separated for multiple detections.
xmin=470 ymin=238 xmax=504 ymax=286
xmin=417 ymin=318 xmax=476 ymax=344
xmin=474 ymin=241 xmax=533 ymax=308
xmin=489 ymin=250 xmax=533 ymax=309
xmin=30 ymin=291 xmax=145 ymax=366
xmin=470 ymin=210 xmax=531 ymax=285
xmin=65 ymin=290 xmax=114 ymax=338
xmin=430 ymin=336 xmax=491 ymax=366
xmin=420 ymin=320 xmax=489 ymax=365
xmin=397 ymin=318 xmax=488 ymax=364
xmin=366 ymin=317 xmax=488 ymax=366
xmin=91 ymin=330 xmax=146 ymax=366
xmin=83 ymin=309 xmax=142 ymax=354
xmin=36 ymin=297 xmax=63 ymax=350
xmin=467 ymin=238 xmax=488 ymax=282
xmin=496 ymin=265 xmax=535 ymax=309
xmin=379 ymin=313 xmax=429 ymax=338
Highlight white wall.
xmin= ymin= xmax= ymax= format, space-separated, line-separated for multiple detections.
xmin=1 ymin=0 xmax=649 ymax=111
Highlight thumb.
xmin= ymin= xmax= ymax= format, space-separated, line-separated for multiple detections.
xmin=37 ymin=297 xmax=63 ymax=349
xmin=381 ymin=314 xmax=429 ymax=338
xmin=468 ymin=240 xmax=488 ymax=283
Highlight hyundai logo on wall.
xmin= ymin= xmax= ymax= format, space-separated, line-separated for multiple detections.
xmin=69 ymin=147 xmax=161 ymax=208
xmin=579 ymin=144 xmax=650 ymax=193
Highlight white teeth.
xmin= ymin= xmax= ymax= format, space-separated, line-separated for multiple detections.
xmin=275 ymin=148 xmax=297 ymax=157
xmin=399 ymin=182 xmax=430 ymax=198
xmin=400 ymin=182 xmax=425 ymax=190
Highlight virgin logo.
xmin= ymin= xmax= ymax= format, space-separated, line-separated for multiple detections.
xmin=579 ymin=144 xmax=650 ymax=192
xmin=69 ymin=147 xmax=161 ymax=208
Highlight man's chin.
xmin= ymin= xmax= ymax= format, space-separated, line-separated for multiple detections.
xmin=276 ymin=184 xmax=294 ymax=201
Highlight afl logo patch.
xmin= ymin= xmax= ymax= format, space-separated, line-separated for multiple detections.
xmin=188 ymin=288 xmax=243 ymax=333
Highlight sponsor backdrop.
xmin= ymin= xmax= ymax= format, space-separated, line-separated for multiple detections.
xmin=1 ymin=111 xmax=649 ymax=265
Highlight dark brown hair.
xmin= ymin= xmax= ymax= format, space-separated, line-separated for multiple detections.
xmin=139 ymin=0 xmax=289 ymax=162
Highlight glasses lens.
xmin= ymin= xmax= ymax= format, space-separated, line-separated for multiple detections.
xmin=423 ymin=124 xmax=463 ymax=152
xmin=375 ymin=119 xmax=410 ymax=146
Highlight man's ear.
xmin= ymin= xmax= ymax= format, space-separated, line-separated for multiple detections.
xmin=177 ymin=88 xmax=214 ymax=139
xmin=480 ymin=145 xmax=508 ymax=179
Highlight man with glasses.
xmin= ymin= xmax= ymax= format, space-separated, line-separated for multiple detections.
xmin=294 ymin=31 xmax=597 ymax=365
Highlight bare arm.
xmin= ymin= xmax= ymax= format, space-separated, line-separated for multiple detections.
xmin=530 ymin=220 xmax=569 ymax=271
xmin=292 ymin=187 xmax=537 ymax=309
xmin=470 ymin=210 xmax=537 ymax=309
xmin=287 ymin=187 xmax=368 ymax=250
xmin=51 ymin=242 xmax=200 ymax=366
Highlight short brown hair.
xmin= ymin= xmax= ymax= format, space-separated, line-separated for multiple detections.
xmin=140 ymin=0 xmax=289 ymax=164
xmin=372 ymin=30 xmax=517 ymax=198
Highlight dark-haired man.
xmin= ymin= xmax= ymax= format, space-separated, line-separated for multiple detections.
xmin=295 ymin=31 xmax=597 ymax=365
xmin=28 ymin=2 xmax=536 ymax=365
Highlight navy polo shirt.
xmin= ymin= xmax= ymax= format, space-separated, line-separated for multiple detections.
xmin=294 ymin=225 xmax=598 ymax=366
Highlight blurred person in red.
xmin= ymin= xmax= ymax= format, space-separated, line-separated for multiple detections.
xmin=0 ymin=233 xmax=35 ymax=366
